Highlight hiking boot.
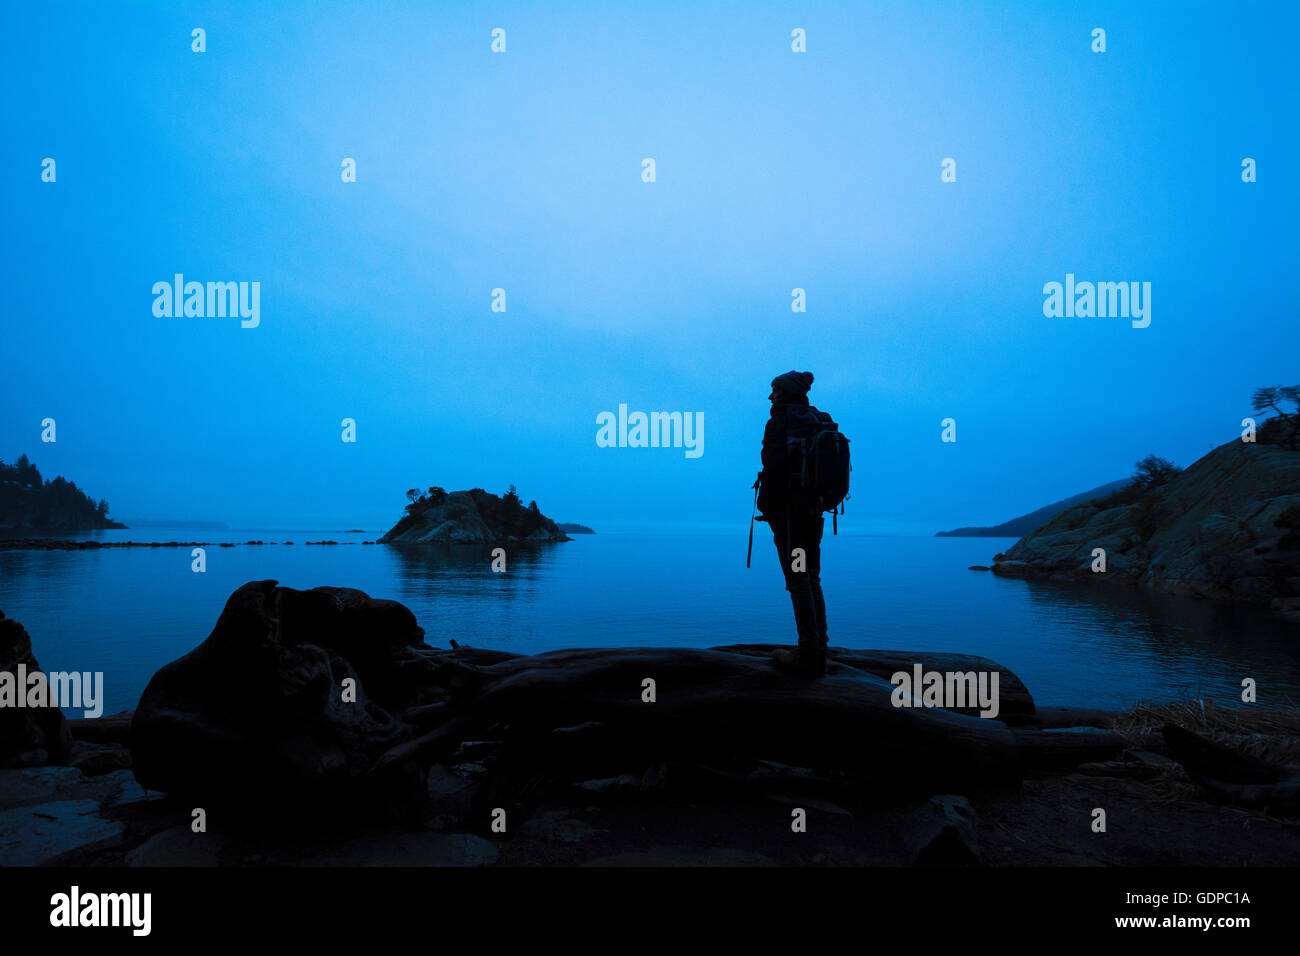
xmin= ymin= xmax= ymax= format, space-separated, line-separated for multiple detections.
xmin=771 ymin=645 xmax=827 ymax=678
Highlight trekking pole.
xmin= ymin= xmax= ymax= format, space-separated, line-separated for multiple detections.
xmin=746 ymin=475 xmax=761 ymax=568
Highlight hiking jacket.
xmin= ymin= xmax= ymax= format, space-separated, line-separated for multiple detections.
xmin=758 ymin=402 xmax=831 ymax=518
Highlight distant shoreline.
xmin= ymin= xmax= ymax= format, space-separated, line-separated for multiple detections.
xmin=0 ymin=538 xmax=373 ymax=550
xmin=122 ymin=520 xmax=230 ymax=530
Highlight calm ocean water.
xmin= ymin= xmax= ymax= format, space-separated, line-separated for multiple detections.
xmin=2 ymin=528 xmax=1297 ymax=716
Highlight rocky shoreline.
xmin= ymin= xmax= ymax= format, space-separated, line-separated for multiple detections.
xmin=3 ymin=584 xmax=1299 ymax=867
xmin=6 ymin=703 xmax=1299 ymax=868
xmin=991 ymin=440 xmax=1300 ymax=620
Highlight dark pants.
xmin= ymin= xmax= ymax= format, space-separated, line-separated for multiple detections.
xmin=770 ymin=507 xmax=826 ymax=649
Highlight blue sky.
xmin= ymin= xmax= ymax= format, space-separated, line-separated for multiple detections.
xmin=2 ymin=1 xmax=1297 ymax=533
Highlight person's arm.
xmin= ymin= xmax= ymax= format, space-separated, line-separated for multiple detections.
xmin=757 ymin=413 xmax=785 ymax=516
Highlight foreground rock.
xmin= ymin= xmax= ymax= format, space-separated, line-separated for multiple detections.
xmin=900 ymin=794 xmax=981 ymax=865
xmin=0 ymin=801 xmax=125 ymax=866
xmin=131 ymin=580 xmax=441 ymax=810
xmin=992 ymin=440 xmax=1300 ymax=617
xmin=0 ymin=609 xmax=73 ymax=767
xmin=0 ymin=766 xmax=156 ymax=866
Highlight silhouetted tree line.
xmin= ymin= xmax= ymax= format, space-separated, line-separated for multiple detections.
xmin=469 ymin=485 xmax=554 ymax=538
xmin=0 ymin=454 xmax=125 ymax=531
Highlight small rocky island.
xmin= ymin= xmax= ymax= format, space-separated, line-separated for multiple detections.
xmin=992 ymin=439 xmax=1300 ymax=619
xmin=379 ymin=485 xmax=570 ymax=544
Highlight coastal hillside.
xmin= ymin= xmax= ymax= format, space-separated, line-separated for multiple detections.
xmin=379 ymin=485 xmax=570 ymax=544
xmin=992 ymin=440 xmax=1300 ymax=618
xmin=0 ymin=454 xmax=126 ymax=532
xmin=936 ymin=478 xmax=1131 ymax=537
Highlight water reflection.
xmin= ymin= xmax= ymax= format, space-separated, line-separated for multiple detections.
xmin=1014 ymin=576 xmax=1300 ymax=708
xmin=383 ymin=541 xmax=557 ymax=600
xmin=1 ymin=534 xmax=1297 ymax=715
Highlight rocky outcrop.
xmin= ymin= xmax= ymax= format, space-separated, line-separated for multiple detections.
xmin=899 ymin=795 xmax=981 ymax=865
xmin=0 ymin=767 xmax=150 ymax=865
xmin=992 ymin=440 xmax=1300 ymax=617
xmin=380 ymin=489 xmax=570 ymax=544
xmin=130 ymin=580 xmax=443 ymax=809
xmin=0 ymin=610 xmax=73 ymax=767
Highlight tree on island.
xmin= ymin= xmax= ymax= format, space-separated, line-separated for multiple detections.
xmin=1131 ymin=454 xmax=1182 ymax=491
xmin=404 ymin=487 xmax=447 ymax=513
xmin=1121 ymin=454 xmax=1183 ymax=542
xmin=1253 ymin=385 xmax=1300 ymax=450
xmin=502 ymin=484 xmax=521 ymax=510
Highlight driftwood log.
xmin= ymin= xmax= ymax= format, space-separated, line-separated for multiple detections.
xmin=1161 ymin=724 xmax=1300 ymax=815
xmin=379 ymin=647 xmax=1025 ymax=794
xmin=128 ymin=582 xmax=1127 ymax=812
xmin=712 ymin=644 xmax=1038 ymax=725
xmin=375 ymin=643 xmax=1125 ymax=796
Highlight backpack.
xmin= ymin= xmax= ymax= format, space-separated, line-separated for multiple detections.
xmin=785 ymin=407 xmax=851 ymax=531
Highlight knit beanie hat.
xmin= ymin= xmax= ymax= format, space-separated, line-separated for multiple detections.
xmin=771 ymin=370 xmax=814 ymax=396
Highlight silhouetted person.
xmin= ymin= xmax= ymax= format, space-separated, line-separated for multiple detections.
xmin=757 ymin=371 xmax=830 ymax=677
